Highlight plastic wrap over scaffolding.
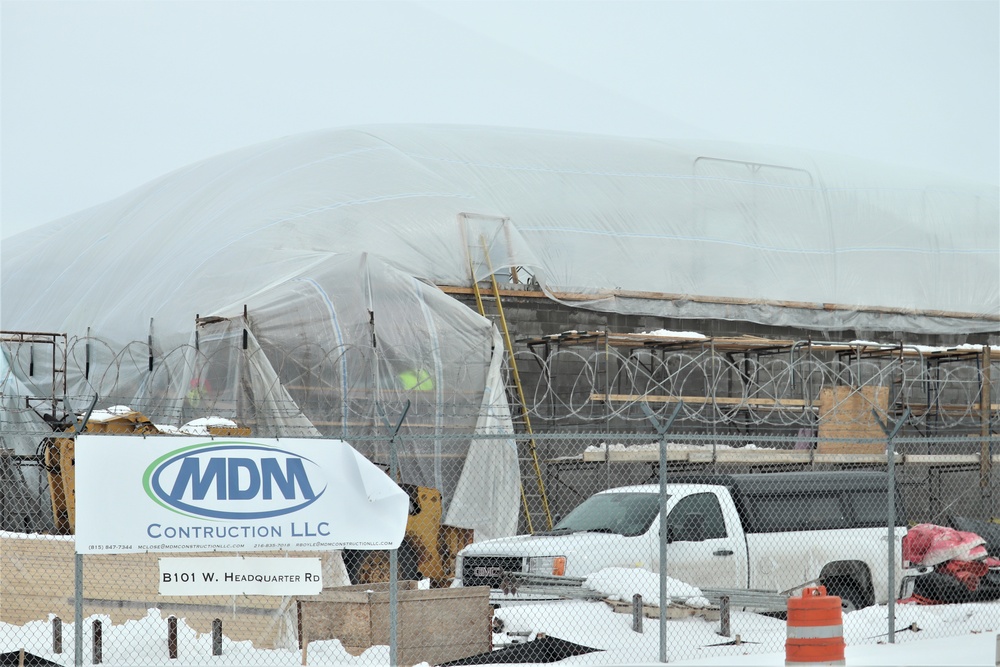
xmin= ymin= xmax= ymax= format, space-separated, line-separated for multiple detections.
xmin=3 ymin=125 xmax=998 ymax=343
xmin=0 ymin=254 xmax=521 ymax=543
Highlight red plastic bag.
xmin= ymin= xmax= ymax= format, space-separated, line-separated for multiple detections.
xmin=903 ymin=523 xmax=987 ymax=567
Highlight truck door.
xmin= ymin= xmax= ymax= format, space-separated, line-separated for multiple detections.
xmin=654 ymin=490 xmax=748 ymax=590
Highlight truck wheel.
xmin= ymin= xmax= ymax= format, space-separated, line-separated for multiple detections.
xmin=825 ymin=578 xmax=866 ymax=613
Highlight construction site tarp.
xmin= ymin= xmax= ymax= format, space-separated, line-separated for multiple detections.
xmin=3 ymin=125 xmax=997 ymax=341
xmin=1 ymin=253 xmax=521 ymax=540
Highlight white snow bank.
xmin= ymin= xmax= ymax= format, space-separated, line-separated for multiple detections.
xmin=86 ymin=405 xmax=140 ymax=422
xmin=584 ymin=567 xmax=710 ymax=608
xmin=179 ymin=416 xmax=239 ymax=435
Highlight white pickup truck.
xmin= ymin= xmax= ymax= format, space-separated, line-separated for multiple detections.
xmin=455 ymin=471 xmax=908 ymax=611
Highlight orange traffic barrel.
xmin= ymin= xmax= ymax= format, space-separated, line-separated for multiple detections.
xmin=786 ymin=586 xmax=845 ymax=666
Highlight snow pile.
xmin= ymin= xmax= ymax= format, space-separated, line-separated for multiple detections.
xmin=179 ymin=416 xmax=240 ymax=435
xmin=583 ymin=567 xmax=710 ymax=608
xmin=639 ymin=329 xmax=708 ymax=339
xmin=845 ymin=340 xmax=1000 ymax=354
xmin=79 ymin=405 xmax=242 ymax=437
xmin=0 ymin=607 xmax=388 ymax=666
xmin=86 ymin=405 xmax=140 ymax=422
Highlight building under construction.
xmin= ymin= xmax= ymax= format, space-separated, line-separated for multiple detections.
xmin=2 ymin=124 xmax=998 ymax=537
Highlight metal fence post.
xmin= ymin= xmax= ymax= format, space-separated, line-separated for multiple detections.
xmin=875 ymin=408 xmax=909 ymax=644
xmin=212 ymin=618 xmax=223 ymax=656
xmin=167 ymin=615 xmax=178 ymax=660
xmin=52 ymin=617 xmax=62 ymax=654
xmin=719 ymin=596 xmax=731 ymax=638
xmin=74 ymin=553 xmax=83 ymax=667
xmin=91 ymin=619 xmax=102 ymax=665
xmin=643 ymin=400 xmax=682 ymax=664
xmin=633 ymin=594 xmax=643 ymax=633
xmin=384 ymin=400 xmax=410 ymax=667
xmin=71 ymin=397 xmax=98 ymax=667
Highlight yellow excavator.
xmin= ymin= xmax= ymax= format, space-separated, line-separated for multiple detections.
xmin=342 ymin=483 xmax=473 ymax=588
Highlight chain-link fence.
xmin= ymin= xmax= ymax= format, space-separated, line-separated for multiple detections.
xmin=3 ymin=331 xmax=997 ymax=438
xmin=2 ymin=425 xmax=998 ymax=666
xmin=3 ymin=328 xmax=998 ymax=664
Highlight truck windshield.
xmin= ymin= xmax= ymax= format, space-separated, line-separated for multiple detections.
xmin=550 ymin=492 xmax=662 ymax=537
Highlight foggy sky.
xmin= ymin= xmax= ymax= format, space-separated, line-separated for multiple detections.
xmin=2 ymin=0 xmax=997 ymax=239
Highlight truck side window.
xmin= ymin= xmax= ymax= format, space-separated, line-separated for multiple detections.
xmin=747 ymin=493 xmax=847 ymax=532
xmin=845 ymin=490 xmax=902 ymax=527
xmin=665 ymin=492 xmax=727 ymax=541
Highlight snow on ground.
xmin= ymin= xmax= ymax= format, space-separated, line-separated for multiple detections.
xmin=0 ymin=609 xmax=383 ymax=666
xmin=487 ymin=569 xmax=1000 ymax=664
xmin=2 ymin=567 xmax=998 ymax=665
xmin=2 ymin=598 xmax=998 ymax=666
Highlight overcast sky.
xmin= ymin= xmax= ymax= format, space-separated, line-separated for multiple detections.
xmin=1 ymin=1 xmax=997 ymax=239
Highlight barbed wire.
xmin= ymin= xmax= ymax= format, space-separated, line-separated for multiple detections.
xmin=2 ymin=335 xmax=997 ymax=435
xmin=514 ymin=345 xmax=998 ymax=430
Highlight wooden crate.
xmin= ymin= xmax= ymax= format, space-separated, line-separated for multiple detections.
xmin=817 ymin=385 xmax=889 ymax=454
xmin=297 ymin=581 xmax=491 ymax=667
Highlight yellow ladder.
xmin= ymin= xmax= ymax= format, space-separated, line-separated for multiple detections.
xmin=469 ymin=242 xmax=553 ymax=532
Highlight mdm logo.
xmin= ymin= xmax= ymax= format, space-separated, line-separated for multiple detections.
xmin=143 ymin=442 xmax=327 ymax=520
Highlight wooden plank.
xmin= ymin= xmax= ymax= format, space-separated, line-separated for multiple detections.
xmin=583 ymin=449 xmax=817 ymax=464
xmin=590 ymin=392 xmax=1000 ymax=415
xmin=604 ymin=599 xmax=720 ymax=621
xmin=582 ymin=449 xmax=687 ymax=463
xmin=904 ymin=404 xmax=1000 ymax=416
xmin=436 ymin=285 xmax=999 ymax=321
xmin=899 ymin=454 xmax=980 ymax=465
xmin=718 ymin=450 xmax=812 ymax=464
xmin=580 ymin=449 xmax=999 ymax=466
xmin=817 ymin=386 xmax=889 ymax=454
xmin=590 ymin=393 xmax=814 ymax=408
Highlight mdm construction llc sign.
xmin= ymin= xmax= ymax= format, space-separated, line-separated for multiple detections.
xmin=75 ymin=436 xmax=409 ymax=554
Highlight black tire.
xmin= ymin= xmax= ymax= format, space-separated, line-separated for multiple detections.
xmin=825 ymin=578 xmax=867 ymax=613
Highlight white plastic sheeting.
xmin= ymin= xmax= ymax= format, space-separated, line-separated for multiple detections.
xmin=444 ymin=328 xmax=520 ymax=542
xmin=3 ymin=125 xmax=997 ymax=343
xmin=199 ymin=254 xmax=519 ymax=537
xmin=2 ymin=252 xmax=522 ymax=540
